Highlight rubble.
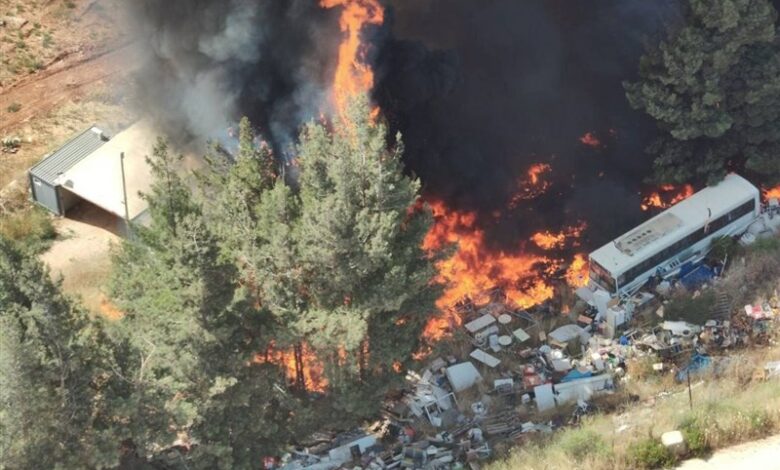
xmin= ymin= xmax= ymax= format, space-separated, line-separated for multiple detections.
xmin=277 ymin=257 xmax=780 ymax=469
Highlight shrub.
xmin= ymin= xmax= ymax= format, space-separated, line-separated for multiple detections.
xmin=558 ymin=428 xmax=611 ymax=459
xmin=679 ymin=416 xmax=709 ymax=456
xmin=627 ymin=437 xmax=676 ymax=469
xmin=664 ymin=291 xmax=716 ymax=326
xmin=0 ymin=207 xmax=56 ymax=252
xmin=6 ymin=102 xmax=21 ymax=113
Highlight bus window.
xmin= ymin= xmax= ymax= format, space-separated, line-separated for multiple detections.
xmin=589 ymin=260 xmax=617 ymax=293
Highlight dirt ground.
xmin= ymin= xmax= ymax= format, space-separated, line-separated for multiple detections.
xmin=0 ymin=0 xmax=127 ymax=91
xmin=0 ymin=0 xmax=137 ymax=190
xmin=678 ymin=433 xmax=780 ymax=469
xmin=39 ymin=201 xmax=120 ymax=314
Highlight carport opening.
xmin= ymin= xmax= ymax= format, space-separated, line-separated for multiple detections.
xmin=60 ymin=188 xmax=125 ymax=237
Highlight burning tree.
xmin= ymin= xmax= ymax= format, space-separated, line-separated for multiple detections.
xmin=190 ymin=95 xmax=438 ymax=420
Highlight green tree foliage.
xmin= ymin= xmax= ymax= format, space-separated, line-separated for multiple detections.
xmin=293 ymin=97 xmax=436 ymax=404
xmin=197 ymin=97 xmax=438 ymax=421
xmin=625 ymin=0 xmax=780 ymax=184
xmin=109 ymin=140 xmax=299 ymax=468
xmin=0 ymin=237 xmax=121 ymax=468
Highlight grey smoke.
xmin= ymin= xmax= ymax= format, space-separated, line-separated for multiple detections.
xmin=128 ymin=0 xmax=337 ymax=156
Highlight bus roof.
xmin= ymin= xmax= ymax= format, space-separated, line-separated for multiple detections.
xmin=589 ymin=174 xmax=759 ymax=275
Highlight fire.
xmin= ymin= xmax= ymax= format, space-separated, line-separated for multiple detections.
xmin=763 ymin=185 xmax=780 ymax=200
xmin=99 ymin=296 xmax=124 ymax=321
xmin=422 ymin=200 xmax=556 ymax=339
xmin=257 ymin=343 xmax=328 ymax=393
xmin=531 ymin=222 xmax=587 ymax=250
xmin=640 ymin=184 xmax=694 ymax=211
xmin=528 ymin=163 xmax=551 ymax=186
xmin=320 ymin=0 xmax=384 ymax=119
xmin=509 ymin=163 xmax=552 ymax=207
xmin=579 ymin=132 xmax=602 ymax=148
xmin=564 ymin=253 xmax=589 ymax=288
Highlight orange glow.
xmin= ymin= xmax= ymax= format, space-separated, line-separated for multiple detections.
xmin=257 ymin=343 xmax=328 ymax=392
xmin=320 ymin=0 xmax=384 ymax=120
xmin=510 ymin=163 xmax=552 ymax=208
xmin=763 ymin=185 xmax=780 ymax=200
xmin=641 ymin=184 xmax=694 ymax=211
xmin=421 ymin=200 xmax=556 ymax=340
xmin=579 ymin=132 xmax=602 ymax=148
xmin=564 ymin=253 xmax=589 ymax=288
xmin=99 ymin=297 xmax=124 ymax=321
xmin=531 ymin=222 xmax=587 ymax=251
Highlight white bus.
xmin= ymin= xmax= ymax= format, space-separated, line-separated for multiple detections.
xmin=589 ymin=174 xmax=760 ymax=297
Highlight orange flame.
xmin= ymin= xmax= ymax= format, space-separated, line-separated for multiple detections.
xmin=256 ymin=343 xmax=328 ymax=393
xmin=509 ymin=163 xmax=552 ymax=208
xmin=640 ymin=184 xmax=694 ymax=211
xmin=531 ymin=222 xmax=587 ymax=251
xmin=421 ymin=201 xmax=556 ymax=340
xmin=320 ymin=0 xmax=384 ymax=120
xmin=579 ymin=132 xmax=602 ymax=148
xmin=763 ymin=185 xmax=780 ymax=200
xmin=564 ymin=253 xmax=589 ymax=288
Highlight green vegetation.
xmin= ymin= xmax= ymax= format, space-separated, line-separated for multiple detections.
xmin=627 ymin=437 xmax=675 ymax=470
xmin=0 ymin=96 xmax=438 ymax=468
xmin=5 ymin=102 xmax=21 ymax=113
xmin=625 ymin=0 xmax=780 ymax=184
xmin=0 ymin=237 xmax=121 ymax=468
xmin=0 ymin=206 xmax=56 ymax=252
xmin=488 ymin=347 xmax=780 ymax=470
xmin=664 ymin=290 xmax=717 ymax=325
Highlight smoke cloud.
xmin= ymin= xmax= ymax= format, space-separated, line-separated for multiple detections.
xmin=129 ymin=0 xmax=685 ymax=254
xmin=377 ymin=0 xmax=683 ymax=250
xmin=129 ymin=0 xmax=338 ymax=156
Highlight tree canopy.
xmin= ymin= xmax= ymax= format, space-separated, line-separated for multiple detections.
xmin=0 ymin=96 xmax=436 ymax=468
xmin=625 ymin=0 xmax=780 ymax=184
xmin=0 ymin=237 xmax=121 ymax=468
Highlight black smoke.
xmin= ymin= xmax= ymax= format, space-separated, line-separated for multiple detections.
xmin=130 ymin=0 xmax=684 ymax=253
xmin=376 ymin=0 xmax=684 ymax=251
xmin=129 ymin=0 xmax=339 ymax=157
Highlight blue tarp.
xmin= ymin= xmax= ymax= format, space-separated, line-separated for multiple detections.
xmin=676 ymin=354 xmax=712 ymax=382
xmin=680 ymin=265 xmax=716 ymax=290
xmin=561 ymin=369 xmax=593 ymax=383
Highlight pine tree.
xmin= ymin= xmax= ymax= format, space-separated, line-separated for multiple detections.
xmin=293 ymin=95 xmax=437 ymax=415
xmin=0 ymin=237 xmax=121 ymax=468
xmin=110 ymin=142 xmax=296 ymax=467
xmin=625 ymin=0 xmax=780 ymax=184
xmin=140 ymin=137 xmax=199 ymax=240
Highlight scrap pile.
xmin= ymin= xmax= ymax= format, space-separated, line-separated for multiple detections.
xmin=277 ymin=272 xmax=780 ymax=469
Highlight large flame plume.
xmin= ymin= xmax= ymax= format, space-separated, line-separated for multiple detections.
xmin=640 ymin=184 xmax=694 ymax=211
xmin=320 ymin=0 xmax=384 ymax=120
xmin=422 ymin=201 xmax=565 ymax=340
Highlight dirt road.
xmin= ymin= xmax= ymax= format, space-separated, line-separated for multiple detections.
xmin=678 ymin=434 xmax=780 ymax=469
xmin=0 ymin=42 xmax=140 ymax=133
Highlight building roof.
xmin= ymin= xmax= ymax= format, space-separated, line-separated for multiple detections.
xmin=29 ymin=127 xmax=110 ymax=185
xmin=56 ymin=120 xmax=159 ymax=221
xmin=590 ymin=174 xmax=759 ymax=275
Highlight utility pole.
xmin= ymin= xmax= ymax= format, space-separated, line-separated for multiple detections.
xmin=120 ymin=152 xmax=132 ymax=238
xmin=687 ymin=370 xmax=693 ymax=410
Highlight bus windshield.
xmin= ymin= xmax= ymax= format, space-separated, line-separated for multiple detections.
xmin=589 ymin=260 xmax=616 ymax=293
